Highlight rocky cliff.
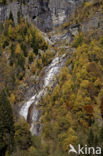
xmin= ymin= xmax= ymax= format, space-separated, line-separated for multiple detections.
xmin=0 ymin=0 xmax=82 ymax=32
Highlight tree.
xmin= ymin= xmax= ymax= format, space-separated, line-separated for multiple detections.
xmin=0 ymin=89 xmax=14 ymax=156
xmin=10 ymin=93 xmax=15 ymax=106
xmin=87 ymin=129 xmax=94 ymax=146
xmin=17 ymin=11 xmax=21 ymax=24
xmin=0 ymin=0 xmax=6 ymax=4
xmin=32 ymin=32 xmax=38 ymax=55
xmin=99 ymin=127 xmax=103 ymax=142
xmin=15 ymin=43 xmax=22 ymax=55
xmin=0 ymin=56 xmax=12 ymax=91
xmin=10 ymin=43 xmax=15 ymax=66
xmin=9 ymin=11 xmax=14 ymax=22
xmin=14 ymin=119 xmax=32 ymax=150
xmin=8 ymin=25 xmax=15 ymax=40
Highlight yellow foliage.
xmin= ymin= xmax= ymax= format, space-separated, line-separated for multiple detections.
xmin=52 ymin=85 xmax=60 ymax=98
xmin=8 ymin=25 xmax=15 ymax=39
xmin=10 ymin=93 xmax=15 ymax=105
xmin=29 ymin=146 xmax=35 ymax=152
xmin=84 ymin=1 xmax=92 ymax=8
xmin=15 ymin=43 xmax=22 ymax=54
xmin=80 ymin=80 xmax=89 ymax=89
xmin=94 ymin=78 xmax=101 ymax=87
xmin=62 ymin=128 xmax=77 ymax=151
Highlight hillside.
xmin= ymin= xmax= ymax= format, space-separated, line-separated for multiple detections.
xmin=0 ymin=0 xmax=103 ymax=156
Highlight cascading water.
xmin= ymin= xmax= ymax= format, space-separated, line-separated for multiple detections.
xmin=19 ymin=54 xmax=66 ymax=135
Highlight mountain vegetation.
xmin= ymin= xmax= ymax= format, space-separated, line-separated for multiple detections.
xmin=0 ymin=16 xmax=52 ymax=155
xmin=40 ymin=31 xmax=103 ymax=155
xmin=0 ymin=0 xmax=103 ymax=156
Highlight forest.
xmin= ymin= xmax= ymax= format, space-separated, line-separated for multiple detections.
xmin=0 ymin=0 xmax=103 ymax=156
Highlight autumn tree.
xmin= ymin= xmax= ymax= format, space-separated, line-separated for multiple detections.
xmin=14 ymin=119 xmax=32 ymax=150
xmin=0 ymin=56 xmax=12 ymax=91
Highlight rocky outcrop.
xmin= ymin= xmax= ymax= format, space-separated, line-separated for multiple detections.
xmin=0 ymin=4 xmax=6 ymax=21
xmin=0 ymin=0 xmax=82 ymax=32
xmin=81 ymin=12 xmax=103 ymax=32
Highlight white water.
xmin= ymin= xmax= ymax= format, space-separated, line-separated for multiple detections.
xmin=19 ymin=95 xmax=37 ymax=120
xmin=19 ymin=54 xmax=66 ymax=135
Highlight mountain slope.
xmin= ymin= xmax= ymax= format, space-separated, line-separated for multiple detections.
xmin=1 ymin=0 xmax=103 ymax=156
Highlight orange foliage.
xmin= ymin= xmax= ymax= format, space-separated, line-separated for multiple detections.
xmin=84 ymin=105 xmax=93 ymax=116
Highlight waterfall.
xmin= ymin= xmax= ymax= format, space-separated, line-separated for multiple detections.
xmin=19 ymin=54 xmax=66 ymax=135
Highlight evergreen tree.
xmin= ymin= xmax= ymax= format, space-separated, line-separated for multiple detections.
xmin=9 ymin=11 xmax=14 ymax=22
xmin=87 ymin=129 xmax=94 ymax=146
xmin=0 ymin=89 xmax=14 ymax=156
xmin=99 ymin=127 xmax=103 ymax=142
xmin=17 ymin=11 xmax=21 ymax=24
xmin=14 ymin=119 xmax=32 ymax=150
xmin=94 ymin=135 xmax=99 ymax=147
xmin=1 ymin=0 xmax=6 ymax=4
xmin=32 ymin=32 xmax=38 ymax=55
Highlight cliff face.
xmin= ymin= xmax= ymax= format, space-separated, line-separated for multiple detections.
xmin=0 ymin=0 xmax=82 ymax=32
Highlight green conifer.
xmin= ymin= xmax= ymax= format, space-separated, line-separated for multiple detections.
xmin=0 ymin=89 xmax=14 ymax=156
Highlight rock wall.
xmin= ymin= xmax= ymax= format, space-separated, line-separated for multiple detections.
xmin=0 ymin=0 xmax=82 ymax=31
xmin=81 ymin=12 xmax=103 ymax=32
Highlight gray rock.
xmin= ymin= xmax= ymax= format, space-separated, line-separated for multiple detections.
xmin=0 ymin=0 xmax=82 ymax=32
xmin=81 ymin=12 xmax=103 ymax=32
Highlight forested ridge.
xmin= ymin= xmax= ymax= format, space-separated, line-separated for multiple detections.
xmin=0 ymin=0 xmax=103 ymax=156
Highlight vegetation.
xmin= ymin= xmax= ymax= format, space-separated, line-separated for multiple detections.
xmin=61 ymin=0 xmax=103 ymax=30
xmin=0 ymin=16 xmax=49 ymax=94
xmin=0 ymin=89 xmax=14 ymax=156
xmin=1 ymin=0 xmax=103 ymax=156
xmin=0 ymin=0 xmax=6 ymax=4
xmin=38 ymin=29 xmax=103 ymax=155
xmin=0 ymin=16 xmax=53 ymax=155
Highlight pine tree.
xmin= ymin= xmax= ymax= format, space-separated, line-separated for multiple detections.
xmin=9 ymin=11 xmax=14 ymax=22
xmin=14 ymin=119 xmax=32 ymax=150
xmin=17 ymin=10 xmax=21 ymax=24
xmin=32 ymin=32 xmax=38 ymax=55
xmin=94 ymin=135 xmax=98 ymax=147
xmin=87 ymin=129 xmax=94 ymax=146
xmin=0 ymin=89 xmax=14 ymax=156
xmin=99 ymin=127 xmax=103 ymax=142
